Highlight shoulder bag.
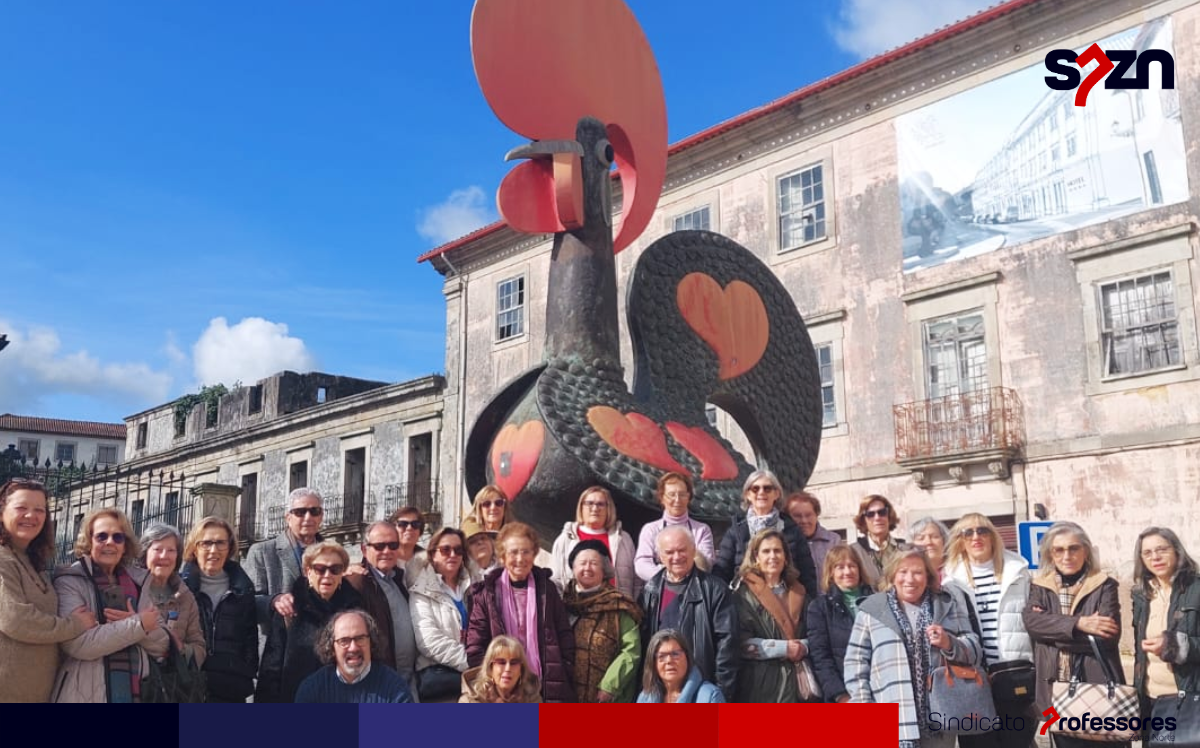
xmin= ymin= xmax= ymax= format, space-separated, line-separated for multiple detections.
xmin=143 ymin=635 xmax=207 ymax=704
xmin=1049 ymin=634 xmax=1138 ymax=742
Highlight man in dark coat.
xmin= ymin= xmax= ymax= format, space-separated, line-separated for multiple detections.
xmin=244 ymin=487 xmax=325 ymax=632
xmin=345 ymin=521 xmax=419 ymax=699
xmin=638 ymin=525 xmax=737 ymax=699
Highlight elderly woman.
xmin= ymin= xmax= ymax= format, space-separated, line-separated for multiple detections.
xmin=807 ymin=543 xmax=874 ymax=703
xmin=850 ymin=494 xmax=911 ymax=590
xmin=465 ymin=522 xmax=576 ymax=701
xmin=462 ymin=518 xmax=500 ymax=583
xmin=637 ymin=629 xmax=725 ymax=703
xmin=1023 ymin=522 xmax=1127 ymax=748
xmin=459 ymin=635 xmax=543 ymax=703
xmin=634 ymin=471 xmax=715 ymax=582
xmin=713 ymin=469 xmax=818 ymax=598
xmin=732 ymin=528 xmax=809 ymax=702
xmin=465 ymin=485 xmax=551 ymax=569
xmin=786 ymin=490 xmax=842 ymax=581
xmin=52 ymin=507 xmax=165 ymax=702
xmin=1132 ymin=527 xmax=1200 ymax=741
xmin=562 ymin=539 xmax=642 ymax=702
xmin=844 ymin=548 xmax=981 ymax=748
xmin=910 ymin=516 xmax=951 ymax=580
xmin=945 ymin=514 xmax=1034 ymax=748
xmin=139 ymin=524 xmax=207 ymax=670
xmin=552 ymin=486 xmax=640 ymax=598
xmin=0 ymin=478 xmax=97 ymax=702
xmin=255 ymin=540 xmax=364 ymax=703
xmin=410 ymin=526 xmax=473 ymax=701
xmin=179 ymin=516 xmax=258 ymax=703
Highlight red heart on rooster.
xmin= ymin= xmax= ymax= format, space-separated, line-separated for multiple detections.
xmin=489 ymin=421 xmax=545 ymax=501
xmin=666 ymin=422 xmax=739 ymax=481
xmin=676 ymin=273 xmax=769 ymax=380
xmin=587 ymin=406 xmax=686 ymax=473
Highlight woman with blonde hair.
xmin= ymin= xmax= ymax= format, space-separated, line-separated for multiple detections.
xmin=460 ymin=635 xmax=543 ymax=703
xmin=551 ymin=485 xmax=639 ymax=598
xmin=806 ymin=543 xmax=873 ymax=702
xmin=849 ymin=494 xmax=910 ymax=590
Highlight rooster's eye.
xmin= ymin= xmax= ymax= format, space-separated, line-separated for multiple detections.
xmin=595 ymin=139 xmax=614 ymax=167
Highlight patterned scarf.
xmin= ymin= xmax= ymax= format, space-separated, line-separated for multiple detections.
xmin=1055 ymin=568 xmax=1087 ymax=681
xmin=747 ymin=507 xmax=781 ymax=537
xmin=562 ymin=583 xmax=642 ymax=702
xmin=92 ymin=561 xmax=143 ymax=703
xmin=498 ymin=571 xmax=542 ymax=678
xmin=887 ymin=589 xmax=933 ymax=744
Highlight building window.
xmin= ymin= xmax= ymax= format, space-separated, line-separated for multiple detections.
xmin=496 ymin=275 xmax=525 ymax=341
xmin=164 ymin=491 xmax=180 ymax=528
xmin=97 ymin=445 xmax=118 ymax=465
xmin=289 ymin=460 xmax=309 ymax=491
xmin=1098 ymin=271 xmax=1180 ymax=377
xmin=18 ymin=439 xmax=39 ymax=462
xmin=923 ymin=311 xmax=988 ymax=399
xmin=673 ymin=206 xmax=711 ymax=232
xmin=816 ymin=344 xmax=837 ymax=428
xmin=131 ymin=500 xmax=145 ymax=536
xmin=1066 ymin=134 xmax=1077 ymax=157
xmin=248 ymin=385 xmax=263 ymax=414
xmin=316 ymin=387 xmax=328 ymax=405
xmin=55 ymin=442 xmax=76 ymax=464
xmin=136 ymin=423 xmax=148 ymax=449
xmin=778 ymin=164 xmax=827 ymax=250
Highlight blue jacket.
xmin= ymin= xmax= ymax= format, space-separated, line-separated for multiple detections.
xmin=636 ymin=666 xmax=725 ymax=703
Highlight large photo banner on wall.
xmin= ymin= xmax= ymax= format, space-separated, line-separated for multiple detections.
xmin=897 ymin=16 xmax=1186 ymax=273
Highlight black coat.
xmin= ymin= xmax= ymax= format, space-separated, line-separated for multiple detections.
xmin=1132 ymin=571 xmax=1200 ymax=696
xmin=180 ymin=560 xmax=259 ymax=702
xmin=806 ymin=584 xmax=872 ymax=701
xmin=712 ymin=514 xmax=819 ymax=599
xmin=638 ymin=567 xmax=737 ymax=699
xmin=254 ymin=577 xmax=363 ymax=703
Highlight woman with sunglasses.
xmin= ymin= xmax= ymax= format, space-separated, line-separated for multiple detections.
xmin=551 ymin=486 xmax=640 ymax=598
xmin=850 ymin=494 xmax=911 ymax=590
xmin=52 ymin=507 xmax=165 ymax=702
xmin=256 ymin=540 xmax=364 ymax=702
xmin=460 ymin=635 xmax=543 ymax=703
xmin=0 ymin=478 xmax=98 ymax=702
xmin=1023 ymin=522 xmax=1127 ymax=748
xmin=410 ymin=527 xmax=474 ymax=701
xmin=179 ymin=516 xmax=259 ymax=702
xmin=637 ymin=628 xmax=725 ymax=703
xmin=465 ymin=485 xmax=552 ymax=568
xmin=712 ymin=469 xmax=819 ymax=598
xmin=1131 ymin=527 xmax=1200 ymax=744
xmin=945 ymin=514 xmax=1034 ymax=748
xmin=634 ymin=471 xmax=716 ymax=582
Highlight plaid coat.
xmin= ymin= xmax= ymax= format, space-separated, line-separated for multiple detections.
xmin=844 ymin=589 xmax=981 ymax=743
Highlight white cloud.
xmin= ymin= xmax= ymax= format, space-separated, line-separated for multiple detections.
xmin=0 ymin=320 xmax=173 ymax=414
xmin=831 ymin=0 xmax=996 ymax=58
xmin=416 ymin=186 xmax=497 ymax=245
xmin=192 ymin=317 xmax=317 ymax=386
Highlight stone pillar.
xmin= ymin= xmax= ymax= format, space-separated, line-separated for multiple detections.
xmin=190 ymin=483 xmax=242 ymax=536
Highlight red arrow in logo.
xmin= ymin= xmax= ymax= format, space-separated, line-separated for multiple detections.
xmin=1040 ymin=707 xmax=1060 ymax=736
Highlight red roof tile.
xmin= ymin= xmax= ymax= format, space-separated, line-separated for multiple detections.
xmin=0 ymin=414 xmax=127 ymax=440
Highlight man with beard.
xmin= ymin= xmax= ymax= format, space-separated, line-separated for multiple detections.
xmin=295 ymin=610 xmax=413 ymax=703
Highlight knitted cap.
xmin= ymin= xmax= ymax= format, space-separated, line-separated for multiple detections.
xmin=568 ymin=538 xmax=611 ymax=569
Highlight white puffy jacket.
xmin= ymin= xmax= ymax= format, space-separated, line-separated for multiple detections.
xmin=409 ymin=564 xmax=472 ymax=672
xmin=550 ymin=521 xmax=640 ymax=599
xmin=945 ymin=549 xmax=1033 ymax=663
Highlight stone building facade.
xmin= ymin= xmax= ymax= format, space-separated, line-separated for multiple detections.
xmin=420 ymin=0 xmax=1200 ymax=604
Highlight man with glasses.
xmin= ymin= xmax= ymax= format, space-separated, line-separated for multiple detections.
xmin=295 ymin=610 xmax=413 ymax=703
xmin=245 ymin=487 xmax=325 ymax=632
xmin=346 ymin=521 xmax=421 ymax=700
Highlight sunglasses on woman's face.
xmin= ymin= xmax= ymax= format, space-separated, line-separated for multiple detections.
xmin=93 ymin=532 xmax=126 ymax=545
xmin=862 ymin=509 xmax=888 ymax=519
xmin=479 ymin=499 xmax=506 ymax=510
xmin=310 ymin=563 xmax=345 ymax=576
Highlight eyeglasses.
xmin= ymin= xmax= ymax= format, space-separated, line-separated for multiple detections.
xmin=93 ymin=532 xmax=126 ymax=545
xmin=748 ymin=485 xmax=777 ymax=494
xmin=959 ymin=527 xmax=990 ymax=538
xmin=492 ymin=657 xmax=522 ymax=669
xmin=582 ymin=500 xmax=607 ymax=509
xmin=656 ymin=649 xmax=686 ymax=663
xmin=479 ymin=499 xmax=506 ymax=510
xmin=436 ymin=545 xmax=464 ymax=557
xmin=663 ymin=491 xmax=690 ymax=500
xmin=310 ymin=563 xmax=345 ymax=576
xmin=862 ymin=509 xmax=889 ymax=519
xmin=289 ymin=506 xmax=323 ymax=518
xmin=395 ymin=520 xmax=424 ymax=531
xmin=333 ymin=634 xmax=370 ymax=649
xmin=1050 ymin=545 xmax=1084 ymax=557
xmin=197 ymin=540 xmax=230 ymax=550
xmin=1141 ymin=546 xmax=1175 ymax=560
xmin=366 ymin=541 xmax=400 ymax=552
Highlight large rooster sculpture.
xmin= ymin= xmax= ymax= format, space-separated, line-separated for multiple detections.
xmin=463 ymin=0 xmax=823 ymax=541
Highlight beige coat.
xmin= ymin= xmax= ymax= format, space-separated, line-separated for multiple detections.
xmin=52 ymin=558 xmax=170 ymax=703
xmin=0 ymin=544 xmax=87 ymax=702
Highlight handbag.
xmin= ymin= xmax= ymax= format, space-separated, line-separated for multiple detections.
xmin=143 ymin=635 xmax=207 ymax=704
xmin=988 ymin=659 xmax=1036 ymax=704
xmin=1050 ymin=635 xmax=1138 ymax=742
xmin=1149 ymin=692 xmax=1200 ymax=748
xmin=796 ymin=657 xmax=822 ymax=702
xmin=927 ymin=656 xmax=999 ymax=734
xmin=418 ymin=664 xmax=464 ymax=701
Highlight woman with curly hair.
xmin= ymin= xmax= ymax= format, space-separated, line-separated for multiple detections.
xmin=459 ymin=635 xmax=542 ymax=703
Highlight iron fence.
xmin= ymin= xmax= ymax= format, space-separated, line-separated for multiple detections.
xmin=264 ymin=491 xmax=378 ymax=538
xmin=893 ymin=386 xmax=1024 ymax=463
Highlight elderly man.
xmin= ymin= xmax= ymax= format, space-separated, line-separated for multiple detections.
xmin=786 ymin=491 xmax=842 ymax=581
xmin=346 ymin=521 xmax=420 ymax=700
xmin=294 ymin=610 xmax=413 ymax=703
xmin=245 ymin=487 xmax=324 ymax=631
xmin=637 ymin=526 xmax=737 ymax=699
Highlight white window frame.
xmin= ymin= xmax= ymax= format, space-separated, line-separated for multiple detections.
xmin=806 ymin=310 xmax=848 ymax=437
xmin=18 ymin=439 xmax=39 ymax=462
xmin=96 ymin=444 xmax=118 ymax=465
xmin=1096 ymin=271 xmax=1181 ymax=378
xmin=672 ymin=205 xmax=712 ymax=232
xmin=495 ymin=274 xmax=527 ymax=343
xmin=777 ymin=162 xmax=829 ymax=251
xmin=767 ymin=151 xmax=836 ymax=263
xmin=55 ymin=441 xmax=77 ymax=464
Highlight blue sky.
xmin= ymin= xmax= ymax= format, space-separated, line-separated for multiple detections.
xmin=0 ymin=0 xmax=995 ymax=424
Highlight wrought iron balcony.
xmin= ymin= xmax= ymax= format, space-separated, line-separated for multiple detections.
xmin=893 ymin=386 xmax=1024 ymax=466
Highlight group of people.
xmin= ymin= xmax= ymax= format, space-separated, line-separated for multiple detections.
xmin=1 ymin=473 xmax=1197 ymax=746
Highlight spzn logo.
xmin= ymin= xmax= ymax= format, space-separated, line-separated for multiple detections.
xmin=1044 ymin=43 xmax=1175 ymax=107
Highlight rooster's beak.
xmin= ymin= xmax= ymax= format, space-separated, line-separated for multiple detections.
xmin=504 ymin=140 xmax=584 ymax=162
xmin=502 ymin=140 xmax=585 ymax=229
